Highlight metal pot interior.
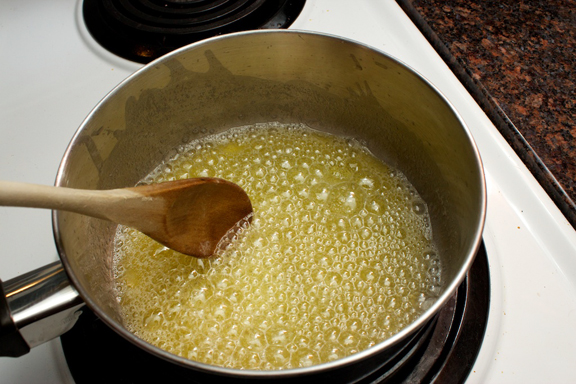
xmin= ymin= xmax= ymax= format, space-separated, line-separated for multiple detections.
xmin=53 ymin=30 xmax=485 ymax=375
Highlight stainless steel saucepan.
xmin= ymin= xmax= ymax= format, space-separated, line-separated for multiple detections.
xmin=0 ymin=30 xmax=485 ymax=382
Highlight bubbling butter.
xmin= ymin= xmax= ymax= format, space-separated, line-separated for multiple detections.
xmin=113 ymin=123 xmax=442 ymax=370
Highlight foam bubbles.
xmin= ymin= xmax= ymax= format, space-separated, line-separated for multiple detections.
xmin=113 ymin=123 xmax=441 ymax=370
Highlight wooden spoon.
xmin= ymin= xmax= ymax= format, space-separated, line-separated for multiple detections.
xmin=0 ymin=178 xmax=253 ymax=258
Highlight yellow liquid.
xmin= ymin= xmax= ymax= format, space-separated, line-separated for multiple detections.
xmin=113 ymin=123 xmax=441 ymax=370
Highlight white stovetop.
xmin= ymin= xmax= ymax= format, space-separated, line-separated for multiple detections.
xmin=1 ymin=1 xmax=576 ymax=383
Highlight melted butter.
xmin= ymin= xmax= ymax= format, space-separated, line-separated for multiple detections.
xmin=113 ymin=123 xmax=442 ymax=370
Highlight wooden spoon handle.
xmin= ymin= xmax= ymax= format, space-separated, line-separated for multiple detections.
xmin=0 ymin=180 xmax=139 ymax=221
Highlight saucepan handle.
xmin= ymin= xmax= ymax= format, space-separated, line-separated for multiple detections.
xmin=0 ymin=282 xmax=29 ymax=356
xmin=0 ymin=261 xmax=84 ymax=357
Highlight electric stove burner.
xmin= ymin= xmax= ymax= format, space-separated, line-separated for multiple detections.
xmin=82 ymin=0 xmax=306 ymax=63
xmin=61 ymin=244 xmax=489 ymax=383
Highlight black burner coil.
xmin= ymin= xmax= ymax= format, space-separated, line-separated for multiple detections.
xmin=83 ymin=0 xmax=306 ymax=63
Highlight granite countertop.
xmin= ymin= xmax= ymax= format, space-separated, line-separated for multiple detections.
xmin=396 ymin=0 xmax=576 ymax=228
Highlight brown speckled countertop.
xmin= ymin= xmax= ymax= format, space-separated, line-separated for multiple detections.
xmin=396 ymin=0 xmax=576 ymax=227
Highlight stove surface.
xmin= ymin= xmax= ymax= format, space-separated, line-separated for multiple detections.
xmin=1 ymin=1 xmax=576 ymax=383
